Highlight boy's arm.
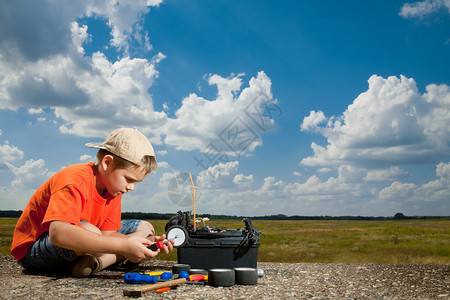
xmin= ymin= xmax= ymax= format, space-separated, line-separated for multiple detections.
xmin=101 ymin=230 xmax=174 ymax=254
xmin=49 ymin=221 xmax=157 ymax=262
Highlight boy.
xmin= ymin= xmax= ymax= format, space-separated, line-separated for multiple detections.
xmin=11 ymin=128 xmax=173 ymax=277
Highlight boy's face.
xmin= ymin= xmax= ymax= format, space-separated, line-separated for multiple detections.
xmin=100 ymin=157 xmax=148 ymax=197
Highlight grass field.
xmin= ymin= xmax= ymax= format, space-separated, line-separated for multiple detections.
xmin=1 ymin=218 xmax=449 ymax=264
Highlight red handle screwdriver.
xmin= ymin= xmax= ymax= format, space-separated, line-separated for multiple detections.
xmin=148 ymin=237 xmax=176 ymax=251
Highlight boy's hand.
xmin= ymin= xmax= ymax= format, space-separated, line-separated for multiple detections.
xmin=120 ymin=236 xmax=157 ymax=263
xmin=149 ymin=234 xmax=174 ymax=254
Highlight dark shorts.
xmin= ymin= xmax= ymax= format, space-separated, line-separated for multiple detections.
xmin=18 ymin=219 xmax=141 ymax=272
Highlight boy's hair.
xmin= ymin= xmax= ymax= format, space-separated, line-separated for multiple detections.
xmin=96 ymin=149 xmax=157 ymax=174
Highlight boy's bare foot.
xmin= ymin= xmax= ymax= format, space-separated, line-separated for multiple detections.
xmin=70 ymin=254 xmax=102 ymax=278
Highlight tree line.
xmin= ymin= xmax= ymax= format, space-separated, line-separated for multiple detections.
xmin=1 ymin=210 xmax=448 ymax=220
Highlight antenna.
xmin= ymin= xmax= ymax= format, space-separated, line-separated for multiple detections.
xmin=188 ymin=172 xmax=196 ymax=231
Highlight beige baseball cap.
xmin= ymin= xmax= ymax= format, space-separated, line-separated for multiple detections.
xmin=85 ymin=128 xmax=155 ymax=166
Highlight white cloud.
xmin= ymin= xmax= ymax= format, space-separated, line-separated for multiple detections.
xmin=296 ymin=75 xmax=449 ymax=215
xmin=378 ymin=181 xmax=417 ymax=200
xmin=418 ymin=162 xmax=450 ymax=200
xmin=157 ymin=150 xmax=168 ymax=156
xmin=261 ymin=176 xmax=284 ymax=191
xmin=71 ymin=22 xmax=90 ymax=55
xmin=364 ymin=167 xmax=409 ymax=182
xmin=55 ymin=51 xmax=168 ymax=140
xmin=436 ymin=161 xmax=450 ymax=180
xmin=198 ymin=161 xmax=240 ymax=189
xmin=418 ymin=83 xmax=450 ymax=142
xmin=300 ymin=110 xmax=326 ymax=132
xmin=300 ymin=75 xmax=450 ymax=168
xmin=0 ymin=54 xmax=89 ymax=110
xmin=378 ymin=162 xmax=449 ymax=209
xmin=6 ymin=159 xmax=53 ymax=189
xmin=158 ymin=171 xmax=178 ymax=189
xmin=28 ymin=108 xmax=44 ymax=115
xmin=156 ymin=161 xmax=169 ymax=169
xmin=0 ymin=1 xmax=278 ymax=156
xmin=399 ymin=0 xmax=450 ymax=18
xmin=286 ymin=175 xmax=349 ymax=196
xmin=186 ymin=160 xmax=448 ymax=216
xmin=162 ymin=72 xmax=278 ymax=155
xmin=0 ymin=0 xmax=167 ymax=142
xmin=85 ymin=0 xmax=163 ymax=53
xmin=233 ymin=173 xmax=254 ymax=187
xmin=0 ymin=142 xmax=24 ymax=162
xmin=80 ymin=154 xmax=93 ymax=162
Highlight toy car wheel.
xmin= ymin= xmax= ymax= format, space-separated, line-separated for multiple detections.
xmin=207 ymin=269 xmax=235 ymax=287
xmin=166 ymin=225 xmax=188 ymax=248
xmin=188 ymin=268 xmax=208 ymax=275
xmin=172 ymin=264 xmax=190 ymax=274
xmin=234 ymin=267 xmax=258 ymax=285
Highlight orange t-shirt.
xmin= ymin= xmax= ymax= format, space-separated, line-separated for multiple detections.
xmin=11 ymin=162 xmax=122 ymax=260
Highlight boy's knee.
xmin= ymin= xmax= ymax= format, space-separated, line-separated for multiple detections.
xmin=138 ymin=220 xmax=155 ymax=237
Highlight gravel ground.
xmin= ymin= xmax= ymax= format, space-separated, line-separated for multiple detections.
xmin=0 ymin=255 xmax=449 ymax=299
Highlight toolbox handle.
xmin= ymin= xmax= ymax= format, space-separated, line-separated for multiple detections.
xmin=241 ymin=218 xmax=260 ymax=245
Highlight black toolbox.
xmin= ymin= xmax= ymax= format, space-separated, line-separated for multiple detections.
xmin=166 ymin=211 xmax=261 ymax=270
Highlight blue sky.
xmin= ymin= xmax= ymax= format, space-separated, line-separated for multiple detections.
xmin=0 ymin=0 xmax=449 ymax=216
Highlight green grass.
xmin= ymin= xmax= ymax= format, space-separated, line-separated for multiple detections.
xmin=2 ymin=218 xmax=449 ymax=264
xmin=0 ymin=218 xmax=16 ymax=255
xmin=253 ymin=219 xmax=450 ymax=264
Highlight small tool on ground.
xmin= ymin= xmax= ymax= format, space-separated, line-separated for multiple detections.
xmin=124 ymin=273 xmax=157 ymax=284
xmin=188 ymin=274 xmax=208 ymax=281
xmin=144 ymin=271 xmax=165 ymax=276
xmin=160 ymin=272 xmax=173 ymax=280
xmin=178 ymin=270 xmax=189 ymax=278
xmin=155 ymin=287 xmax=171 ymax=293
xmin=123 ymin=278 xmax=186 ymax=297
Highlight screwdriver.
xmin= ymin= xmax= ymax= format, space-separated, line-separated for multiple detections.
xmin=124 ymin=273 xmax=158 ymax=284
xmin=188 ymin=274 xmax=208 ymax=281
xmin=148 ymin=236 xmax=177 ymax=251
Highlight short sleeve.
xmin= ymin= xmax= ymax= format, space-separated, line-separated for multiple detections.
xmin=42 ymin=185 xmax=83 ymax=230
